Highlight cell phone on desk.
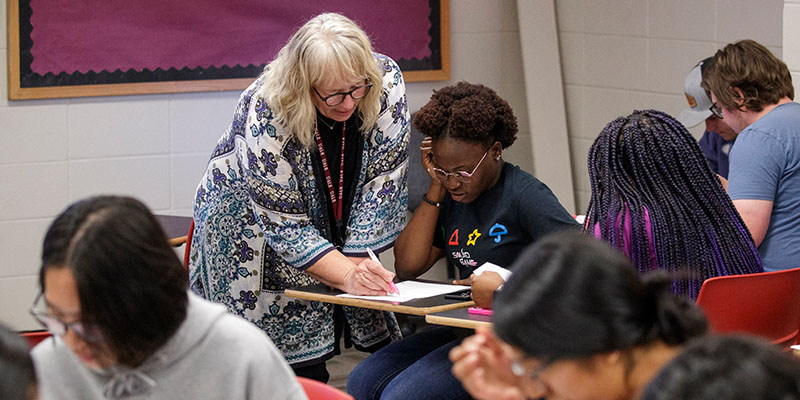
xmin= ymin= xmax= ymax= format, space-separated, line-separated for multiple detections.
xmin=444 ymin=289 xmax=471 ymax=300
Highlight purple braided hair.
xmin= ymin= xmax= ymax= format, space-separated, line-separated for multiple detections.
xmin=586 ymin=110 xmax=763 ymax=298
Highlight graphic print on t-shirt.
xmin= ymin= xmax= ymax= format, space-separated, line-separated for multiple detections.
xmin=488 ymin=223 xmax=507 ymax=243
xmin=451 ymin=248 xmax=477 ymax=267
xmin=448 ymin=225 xmax=501 ymax=268
xmin=467 ymin=229 xmax=481 ymax=246
xmin=449 ymin=229 xmax=459 ymax=245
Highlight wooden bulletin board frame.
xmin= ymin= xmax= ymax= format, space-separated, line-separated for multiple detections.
xmin=6 ymin=0 xmax=449 ymax=100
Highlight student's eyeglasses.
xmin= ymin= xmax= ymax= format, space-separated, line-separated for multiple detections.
xmin=710 ymin=102 xmax=724 ymax=119
xmin=427 ymin=148 xmax=490 ymax=183
xmin=511 ymin=357 xmax=552 ymax=395
xmin=313 ymin=81 xmax=373 ymax=106
xmin=28 ymin=290 xmax=102 ymax=343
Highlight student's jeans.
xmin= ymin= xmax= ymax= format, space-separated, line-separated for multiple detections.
xmin=347 ymin=326 xmax=471 ymax=400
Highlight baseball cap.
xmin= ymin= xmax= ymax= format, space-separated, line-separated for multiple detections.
xmin=678 ymin=57 xmax=714 ymax=128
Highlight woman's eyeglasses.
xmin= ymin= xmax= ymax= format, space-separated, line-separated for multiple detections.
xmin=710 ymin=102 xmax=723 ymax=119
xmin=427 ymin=149 xmax=490 ymax=183
xmin=28 ymin=291 xmax=102 ymax=343
xmin=313 ymin=81 xmax=373 ymax=107
xmin=511 ymin=357 xmax=552 ymax=395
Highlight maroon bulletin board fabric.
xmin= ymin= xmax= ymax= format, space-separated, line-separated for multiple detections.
xmin=29 ymin=0 xmax=431 ymax=75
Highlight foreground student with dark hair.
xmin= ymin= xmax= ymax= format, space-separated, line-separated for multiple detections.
xmin=642 ymin=335 xmax=800 ymax=400
xmin=587 ymin=109 xmax=763 ymax=298
xmin=0 ymin=323 xmax=37 ymax=400
xmin=30 ymin=196 xmax=306 ymax=400
xmin=449 ymin=232 xmax=708 ymax=400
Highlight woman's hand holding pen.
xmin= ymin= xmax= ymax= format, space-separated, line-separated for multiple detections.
xmin=342 ymin=258 xmax=396 ymax=296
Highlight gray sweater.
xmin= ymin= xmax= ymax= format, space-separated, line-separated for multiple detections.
xmin=32 ymin=293 xmax=307 ymax=400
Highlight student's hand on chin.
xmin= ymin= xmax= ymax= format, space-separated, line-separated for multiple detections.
xmin=449 ymin=330 xmax=525 ymax=400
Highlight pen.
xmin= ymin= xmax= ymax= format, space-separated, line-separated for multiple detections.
xmin=367 ymin=248 xmax=400 ymax=295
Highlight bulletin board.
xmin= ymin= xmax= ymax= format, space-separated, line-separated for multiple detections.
xmin=6 ymin=0 xmax=449 ymax=100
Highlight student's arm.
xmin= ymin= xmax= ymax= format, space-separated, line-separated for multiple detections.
xmin=393 ymin=184 xmax=446 ymax=280
xmin=717 ymin=174 xmax=728 ymax=191
xmin=393 ymin=136 xmax=446 ymax=280
xmin=733 ymin=199 xmax=773 ymax=246
xmin=727 ymin=131 xmax=781 ymax=248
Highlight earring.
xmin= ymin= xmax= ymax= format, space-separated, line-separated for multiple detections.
xmin=495 ymin=155 xmax=501 ymax=160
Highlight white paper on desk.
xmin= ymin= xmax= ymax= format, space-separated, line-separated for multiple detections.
xmin=472 ymin=262 xmax=513 ymax=281
xmin=336 ymin=281 xmax=468 ymax=302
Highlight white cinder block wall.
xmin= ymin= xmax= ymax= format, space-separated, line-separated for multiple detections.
xmin=784 ymin=1 xmax=800 ymax=93
xmin=0 ymin=0 xmax=786 ymax=329
xmin=556 ymin=0 xmax=784 ymax=212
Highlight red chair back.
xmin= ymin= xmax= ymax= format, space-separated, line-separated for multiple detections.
xmin=19 ymin=330 xmax=51 ymax=348
xmin=296 ymin=377 xmax=354 ymax=400
xmin=696 ymin=267 xmax=800 ymax=348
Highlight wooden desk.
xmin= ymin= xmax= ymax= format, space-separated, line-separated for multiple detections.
xmin=155 ymin=215 xmax=192 ymax=246
xmin=425 ymin=308 xmax=492 ymax=330
xmin=284 ymin=283 xmax=474 ymax=316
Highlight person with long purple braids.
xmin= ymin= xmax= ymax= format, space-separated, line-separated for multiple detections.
xmin=586 ymin=109 xmax=763 ymax=299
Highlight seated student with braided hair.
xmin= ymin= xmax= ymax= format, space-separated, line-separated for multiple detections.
xmin=586 ymin=109 xmax=763 ymax=299
xmin=449 ymin=231 xmax=709 ymax=400
xmin=347 ymin=82 xmax=577 ymax=400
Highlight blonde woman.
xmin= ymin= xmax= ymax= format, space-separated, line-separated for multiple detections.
xmin=189 ymin=12 xmax=409 ymax=381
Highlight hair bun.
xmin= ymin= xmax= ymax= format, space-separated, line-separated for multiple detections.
xmin=642 ymin=272 xmax=708 ymax=345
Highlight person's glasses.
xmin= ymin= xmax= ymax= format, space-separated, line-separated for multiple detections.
xmin=313 ymin=81 xmax=373 ymax=106
xmin=511 ymin=357 xmax=552 ymax=395
xmin=710 ymin=102 xmax=723 ymax=119
xmin=428 ymin=148 xmax=490 ymax=183
xmin=29 ymin=290 xmax=102 ymax=343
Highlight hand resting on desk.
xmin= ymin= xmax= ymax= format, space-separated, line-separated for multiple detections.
xmin=471 ymin=271 xmax=505 ymax=308
xmin=454 ymin=271 xmax=505 ymax=309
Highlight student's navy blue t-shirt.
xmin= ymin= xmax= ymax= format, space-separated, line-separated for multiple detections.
xmin=433 ymin=163 xmax=578 ymax=278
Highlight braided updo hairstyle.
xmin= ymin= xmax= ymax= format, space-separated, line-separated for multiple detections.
xmin=413 ymin=81 xmax=517 ymax=148
xmin=586 ymin=110 xmax=762 ymax=299
xmin=495 ymin=231 xmax=708 ymax=361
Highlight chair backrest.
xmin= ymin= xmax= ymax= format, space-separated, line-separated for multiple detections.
xmin=296 ymin=377 xmax=354 ymax=400
xmin=19 ymin=330 xmax=51 ymax=348
xmin=696 ymin=267 xmax=800 ymax=347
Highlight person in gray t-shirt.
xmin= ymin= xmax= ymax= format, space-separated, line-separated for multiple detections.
xmin=702 ymin=40 xmax=800 ymax=271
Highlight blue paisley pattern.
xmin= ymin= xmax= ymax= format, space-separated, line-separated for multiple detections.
xmin=189 ymin=53 xmax=408 ymax=365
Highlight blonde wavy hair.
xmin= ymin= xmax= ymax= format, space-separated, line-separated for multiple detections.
xmin=261 ymin=13 xmax=383 ymax=148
